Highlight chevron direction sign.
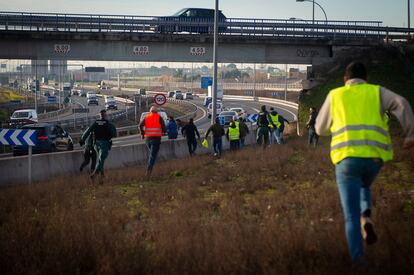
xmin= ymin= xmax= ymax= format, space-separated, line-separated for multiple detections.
xmin=247 ymin=114 xmax=258 ymax=123
xmin=0 ymin=128 xmax=37 ymax=146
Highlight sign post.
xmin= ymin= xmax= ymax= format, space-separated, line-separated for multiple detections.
xmin=153 ymin=93 xmax=167 ymax=106
xmin=0 ymin=128 xmax=37 ymax=184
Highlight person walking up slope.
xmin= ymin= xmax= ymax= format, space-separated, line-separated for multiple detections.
xmin=205 ymin=117 xmax=225 ymax=157
xmin=316 ymin=61 xmax=414 ymax=264
xmin=226 ymin=117 xmax=240 ymax=150
xmin=307 ymin=107 xmax=319 ymax=147
xmin=256 ymin=105 xmax=272 ymax=148
xmin=139 ymin=106 xmax=166 ymax=177
xmin=238 ymin=117 xmax=249 ymax=148
xmin=181 ymin=118 xmax=200 ymax=156
xmin=80 ymin=109 xmax=117 ymax=180
xmin=79 ymin=131 xmax=96 ymax=173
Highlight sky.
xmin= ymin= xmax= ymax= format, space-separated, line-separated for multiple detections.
xmin=1 ymin=0 xmax=412 ymax=27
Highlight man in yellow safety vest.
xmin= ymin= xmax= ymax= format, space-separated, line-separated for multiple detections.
xmin=315 ymin=61 xmax=414 ymax=263
xmin=226 ymin=117 xmax=240 ymax=150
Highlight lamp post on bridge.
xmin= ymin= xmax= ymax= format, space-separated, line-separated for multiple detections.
xmin=211 ymin=0 xmax=219 ymax=125
xmin=296 ymin=0 xmax=328 ymax=23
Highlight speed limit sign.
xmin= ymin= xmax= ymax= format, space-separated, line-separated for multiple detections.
xmin=153 ymin=93 xmax=167 ymax=106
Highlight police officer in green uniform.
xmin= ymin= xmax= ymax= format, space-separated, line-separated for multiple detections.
xmin=80 ymin=109 xmax=117 ymax=179
xmin=256 ymin=105 xmax=272 ymax=148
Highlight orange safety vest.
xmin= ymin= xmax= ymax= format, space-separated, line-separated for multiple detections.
xmin=144 ymin=112 xmax=162 ymax=137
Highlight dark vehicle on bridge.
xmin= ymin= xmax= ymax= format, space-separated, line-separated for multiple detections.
xmin=155 ymin=8 xmax=227 ymax=34
xmin=13 ymin=123 xmax=74 ymax=156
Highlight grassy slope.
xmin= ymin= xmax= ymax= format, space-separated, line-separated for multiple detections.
xmin=0 ymin=88 xmax=26 ymax=122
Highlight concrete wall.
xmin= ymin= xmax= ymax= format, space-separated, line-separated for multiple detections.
xmin=0 ymin=132 xmax=257 ymax=186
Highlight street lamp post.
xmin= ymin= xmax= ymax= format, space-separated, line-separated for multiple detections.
xmin=296 ymin=0 xmax=327 ymax=23
xmin=409 ymin=0 xmax=411 ymax=36
xmin=211 ymin=0 xmax=219 ymax=125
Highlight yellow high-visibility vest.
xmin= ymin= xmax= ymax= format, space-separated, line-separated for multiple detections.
xmin=228 ymin=121 xmax=240 ymax=141
xmin=329 ymin=83 xmax=393 ymax=164
xmin=269 ymin=113 xmax=281 ymax=128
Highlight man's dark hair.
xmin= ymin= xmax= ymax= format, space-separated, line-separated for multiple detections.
xmin=261 ymin=105 xmax=266 ymax=112
xmin=189 ymin=118 xmax=194 ymax=124
xmin=345 ymin=61 xmax=367 ymax=80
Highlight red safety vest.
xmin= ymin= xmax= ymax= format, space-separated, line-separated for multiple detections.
xmin=144 ymin=112 xmax=162 ymax=137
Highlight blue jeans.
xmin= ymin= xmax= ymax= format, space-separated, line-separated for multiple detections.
xmin=270 ymin=128 xmax=282 ymax=144
xmin=213 ymin=137 xmax=222 ymax=156
xmin=335 ymin=157 xmax=383 ymax=262
xmin=146 ymin=139 xmax=161 ymax=173
xmin=308 ymin=128 xmax=319 ymax=147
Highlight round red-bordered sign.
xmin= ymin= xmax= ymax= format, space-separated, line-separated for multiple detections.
xmin=153 ymin=93 xmax=167 ymax=106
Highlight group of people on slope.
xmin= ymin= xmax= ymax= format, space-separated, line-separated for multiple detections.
xmin=256 ymin=106 xmax=290 ymax=148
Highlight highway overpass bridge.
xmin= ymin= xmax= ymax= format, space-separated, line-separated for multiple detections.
xmin=0 ymin=12 xmax=412 ymax=65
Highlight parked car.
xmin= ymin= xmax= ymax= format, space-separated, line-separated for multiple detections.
xmin=184 ymin=92 xmax=193 ymax=100
xmin=174 ymin=91 xmax=184 ymax=100
xmin=79 ymin=90 xmax=87 ymax=97
xmin=167 ymin=91 xmax=175 ymax=98
xmin=71 ymin=89 xmax=80 ymax=96
xmin=42 ymin=91 xmax=51 ymax=97
xmin=229 ymin=107 xmax=247 ymax=120
xmin=10 ymin=109 xmax=38 ymax=127
xmin=218 ymin=111 xmax=238 ymax=126
xmin=156 ymin=8 xmax=227 ymax=34
xmin=13 ymin=123 xmax=74 ymax=156
xmin=87 ymin=96 xmax=99 ymax=106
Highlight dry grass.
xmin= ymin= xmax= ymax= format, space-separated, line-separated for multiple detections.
xmin=0 ymin=136 xmax=413 ymax=274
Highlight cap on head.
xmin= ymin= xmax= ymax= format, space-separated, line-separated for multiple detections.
xmin=150 ymin=106 xmax=158 ymax=113
xmin=270 ymin=107 xmax=274 ymax=111
xmin=100 ymin=109 xmax=106 ymax=114
xmin=215 ymin=117 xmax=220 ymax=124
xmin=261 ymin=105 xmax=266 ymax=112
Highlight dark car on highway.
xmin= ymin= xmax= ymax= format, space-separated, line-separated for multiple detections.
xmin=155 ymin=8 xmax=227 ymax=34
xmin=13 ymin=123 xmax=74 ymax=156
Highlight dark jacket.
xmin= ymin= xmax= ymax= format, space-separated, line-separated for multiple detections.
xmin=239 ymin=121 xmax=249 ymax=138
xmin=257 ymin=111 xmax=271 ymax=128
xmin=81 ymin=119 xmax=117 ymax=144
xmin=166 ymin=120 xmax=178 ymax=139
xmin=205 ymin=123 xmax=225 ymax=139
xmin=181 ymin=123 xmax=200 ymax=141
xmin=306 ymin=111 xmax=318 ymax=130
xmin=278 ymin=115 xmax=289 ymax=132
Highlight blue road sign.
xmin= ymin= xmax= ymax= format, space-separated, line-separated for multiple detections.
xmin=0 ymin=128 xmax=37 ymax=146
xmin=247 ymin=114 xmax=258 ymax=123
xmin=48 ymin=96 xmax=57 ymax=103
xmin=201 ymin=76 xmax=213 ymax=89
xmin=218 ymin=116 xmax=225 ymax=126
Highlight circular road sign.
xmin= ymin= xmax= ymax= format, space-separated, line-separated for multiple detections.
xmin=153 ymin=93 xmax=167 ymax=106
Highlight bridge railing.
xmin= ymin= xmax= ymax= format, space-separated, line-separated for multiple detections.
xmin=0 ymin=11 xmax=412 ymax=40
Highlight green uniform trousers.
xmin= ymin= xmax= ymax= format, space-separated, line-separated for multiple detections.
xmin=94 ymin=140 xmax=110 ymax=174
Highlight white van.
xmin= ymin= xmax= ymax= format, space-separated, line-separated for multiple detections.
xmin=10 ymin=109 xmax=38 ymax=127
xmin=86 ymin=91 xmax=96 ymax=99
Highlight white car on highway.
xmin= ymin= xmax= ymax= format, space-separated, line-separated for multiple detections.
xmin=207 ymin=102 xmax=225 ymax=118
xmin=229 ymin=107 xmax=247 ymax=120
